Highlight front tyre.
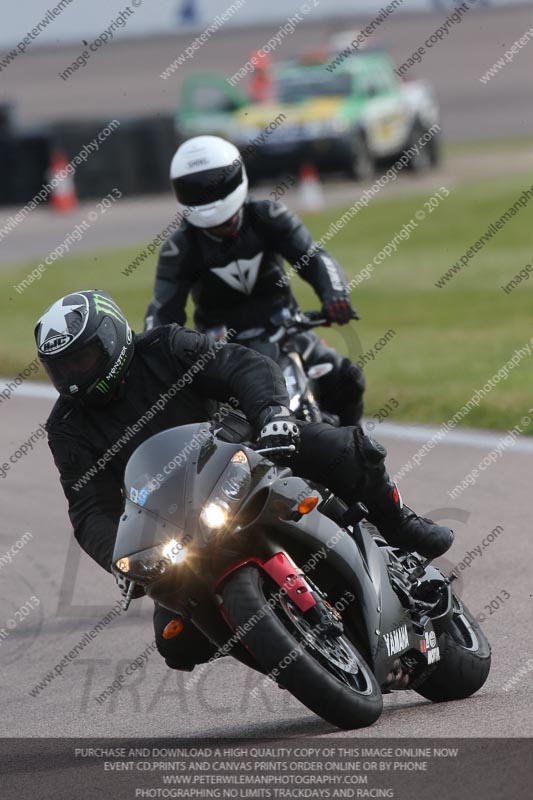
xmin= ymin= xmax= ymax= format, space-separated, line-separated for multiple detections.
xmin=414 ymin=599 xmax=491 ymax=702
xmin=221 ymin=565 xmax=382 ymax=729
xmin=347 ymin=132 xmax=374 ymax=181
xmin=405 ymin=121 xmax=439 ymax=172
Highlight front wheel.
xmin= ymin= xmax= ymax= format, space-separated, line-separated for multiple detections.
xmin=221 ymin=565 xmax=383 ymax=729
xmin=414 ymin=599 xmax=491 ymax=702
xmin=404 ymin=121 xmax=440 ymax=172
xmin=347 ymin=132 xmax=374 ymax=181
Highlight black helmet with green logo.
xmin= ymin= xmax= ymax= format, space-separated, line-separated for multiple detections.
xmin=35 ymin=290 xmax=134 ymax=404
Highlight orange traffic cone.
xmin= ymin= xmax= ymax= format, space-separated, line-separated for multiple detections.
xmin=48 ymin=150 xmax=78 ymax=212
xmin=297 ymin=162 xmax=324 ymax=212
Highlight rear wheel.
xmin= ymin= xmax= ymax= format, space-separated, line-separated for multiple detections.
xmin=221 ymin=565 xmax=382 ymax=729
xmin=414 ymin=599 xmax=491 ymax=702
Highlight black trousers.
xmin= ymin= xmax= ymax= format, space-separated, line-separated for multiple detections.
xmin=154 ymin=419 xmax=382 ymax=671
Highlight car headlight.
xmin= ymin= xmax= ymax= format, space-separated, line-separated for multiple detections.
xmin=200 ymin=450 xmax=251 ymax=533
xmin=115 ymin=538 xmax=187 ymax=583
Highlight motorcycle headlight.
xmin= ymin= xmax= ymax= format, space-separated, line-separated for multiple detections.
xmin=115 ymin=538 xmax=188 ymax=583
xmin=200 ymin=450 xmax=251 ymax=533
xmin=200 ymin=500 xmax=230 ymax=530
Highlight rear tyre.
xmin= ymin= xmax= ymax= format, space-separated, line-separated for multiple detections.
xmin=222 ymin=565 xmax=383 ymax=729
xmin=414 ymin=600 xmax=491 ymax=702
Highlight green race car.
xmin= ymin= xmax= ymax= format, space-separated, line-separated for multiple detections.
xmin=176 ymin=50 xmax=441 ymax=181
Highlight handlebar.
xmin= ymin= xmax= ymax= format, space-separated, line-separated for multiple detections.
xmin=284 ymin=309 xmax=359 ymax=332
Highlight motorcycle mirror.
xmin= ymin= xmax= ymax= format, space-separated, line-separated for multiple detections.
xmin=307 ymin=363 xmax=334 ymax=379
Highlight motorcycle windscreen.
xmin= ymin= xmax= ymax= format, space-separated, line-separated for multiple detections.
xmin=122 ymin=422 xmax=215 ymax=530
xmin=113 ymin=498 xmax=185 ymax=562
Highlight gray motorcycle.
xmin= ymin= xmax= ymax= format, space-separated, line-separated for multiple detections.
xmin=113 ymin=422 xmax=491 ymax=729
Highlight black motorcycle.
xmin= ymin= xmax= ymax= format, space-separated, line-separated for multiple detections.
xmin=209 ymin=310 xmax=351 ymax=424
xmin=113 ymin=422 xmax=491 ymax=730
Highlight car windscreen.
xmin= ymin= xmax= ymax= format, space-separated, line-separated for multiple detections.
xmin=276 ymin=71 xmax=352 ymax=103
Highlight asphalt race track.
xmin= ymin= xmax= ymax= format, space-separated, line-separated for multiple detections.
xmin=1 ymin=5 xmax=532 ymax=790
xmin=1 ymin=387 xmax=531 ymax=742
xmin=3 ymin=144 xmax=533 ymax=267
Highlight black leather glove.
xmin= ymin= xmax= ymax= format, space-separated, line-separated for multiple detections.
xmin=111 ymin=565 xmax=145 ymax=600
xmin=257 ymin=406 xmax=300 ymax=451
xmin=322 ymin=293 xmax=358 ymax=325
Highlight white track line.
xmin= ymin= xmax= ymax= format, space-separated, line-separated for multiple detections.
xmin=376 ymin=421 xmax=533 ymax=454
xmin=3 ymin=381 xmax=533 ymax=453
xmin=0 ymin=382 xmax=57 ymax=401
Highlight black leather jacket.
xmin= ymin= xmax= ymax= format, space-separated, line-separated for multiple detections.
xmin=145 ymin=197 xmax=349 ymax=333
xmin=46 ymin=325 xmax=288 ymax=572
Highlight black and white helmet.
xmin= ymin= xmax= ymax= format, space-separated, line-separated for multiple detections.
xmin=170 ymin=135 xmax=248 ymax=228
xmin=34 ymin=290 xmax=134 ymax=404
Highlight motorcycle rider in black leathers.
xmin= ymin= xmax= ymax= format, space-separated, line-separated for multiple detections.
xmin=144 ymin=135 xmax=366 ymax=425
xmin=36 ymin=290 xmax=453 ymax=672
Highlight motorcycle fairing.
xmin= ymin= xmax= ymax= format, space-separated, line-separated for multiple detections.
xmin=240 ymin=473 xmax=412 ymax=685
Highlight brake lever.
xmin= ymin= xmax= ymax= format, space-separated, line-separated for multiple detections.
xmin=254 ymin=444 xmax=297 ymax=455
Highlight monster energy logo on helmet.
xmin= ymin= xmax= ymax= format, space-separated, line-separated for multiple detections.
xmin=95 ymin=379 xmax=111 ymax=394
xmin=93 ymin=293 xmax=126 ymax=324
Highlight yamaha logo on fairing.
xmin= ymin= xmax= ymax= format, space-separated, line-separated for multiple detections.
xmin=383 ymin=624 xmax=409 ymax=657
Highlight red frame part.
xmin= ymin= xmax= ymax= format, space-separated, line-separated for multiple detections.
xmin=215 ymin=552 xmax=317 ymax=612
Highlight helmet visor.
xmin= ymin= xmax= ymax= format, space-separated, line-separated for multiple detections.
xmin=41 ymin=317 xmax=118 ymax=395
xmin=42 ymin=340 xmax=107 ymax=394
xmin=173 ymin=161 xmax=243 ymax=206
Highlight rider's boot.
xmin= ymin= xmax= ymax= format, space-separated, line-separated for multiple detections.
xmin=352 ymin=429 xmax=454 ymax=559
xmin=362 ymin=478 xmax=454 ymax=559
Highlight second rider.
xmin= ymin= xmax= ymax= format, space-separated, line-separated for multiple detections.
xmin=145 ymin=135 xmax=366 ymax=425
